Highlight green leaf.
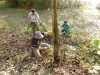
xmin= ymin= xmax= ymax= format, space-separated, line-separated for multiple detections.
xmin=47 ymin=59 xmax=50 ymax=63
xmin=92 ymin=39 xmax=100 ymax=48
xmin=41 ymin=71 xmax=49 ymax=75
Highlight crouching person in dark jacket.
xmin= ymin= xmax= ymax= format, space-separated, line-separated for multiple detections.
xmin=31 ymin=31 xmax=52 ymax=59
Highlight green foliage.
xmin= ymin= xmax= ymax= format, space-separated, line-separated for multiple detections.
xmin=5 ymin=0 xmax=94 ymax=9
xmin=57 ymin=0 xmax=89 ymax=9
xmin=60 ymin=33 xmax=69 ymax=38
xmin=41 ymin=71 xmax=49 ymax=75
xmin=24 ymin=28 xmax=33 ymax=36
xmin=40 ymin=23 xmax=52 ymax=32
xmin=5 ymin=0 xmax=51 ymax=9
xmin=33 ymin=0 xmax=51 ymax=9
xmin=18 ymin=0 xmax=26 ymax=7
xmin=92 ymin=38 xmax=100 ymax=49
xmin=18 ymin=0 xmax=34 ymax=9
xmin=5 ymin=0 xmax=19 ymax=7
xmin=1 ymin=2 xmax=100 ymax=74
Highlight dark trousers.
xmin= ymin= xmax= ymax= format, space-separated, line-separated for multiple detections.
xmin=62 ymin=29 xmax=67 ymax=33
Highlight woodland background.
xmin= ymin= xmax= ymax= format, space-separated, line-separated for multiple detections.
xmin=0 ymin=0 xmax=100 ymax=75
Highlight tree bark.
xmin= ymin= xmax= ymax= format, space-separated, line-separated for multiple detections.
xmin=52 ymin=0 xmax=60 ymax=63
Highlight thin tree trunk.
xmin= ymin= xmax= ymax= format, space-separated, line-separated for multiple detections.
xmin=52 ymin=0 xmax=60 ymax=63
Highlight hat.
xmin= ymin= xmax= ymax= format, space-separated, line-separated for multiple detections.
xmin=31 ymin=8 xmax=35 ymax=12
xmin=35 ymin=31 xmax=44 ymax=39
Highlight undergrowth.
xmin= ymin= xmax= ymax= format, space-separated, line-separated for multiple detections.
xmin=0 ymin=1 xmax=100 ymax=75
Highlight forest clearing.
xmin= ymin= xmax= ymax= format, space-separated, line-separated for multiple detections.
xmin=0 ymin=0 xmax=100 ymax=75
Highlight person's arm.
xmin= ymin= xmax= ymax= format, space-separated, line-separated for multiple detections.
xmin=28 ymin=18 xmax=30 ymax=23
xmin=27 ymin=13 xmax=31 ymax=29
xmin=61 ymin=24 xmax=64 ymax=30
xmin=38 ymin=47 xmax=47 ymax=50
xmin=37 ymin=18 xmax=41 ymax=23
xmin=28 ymin=13 xmax=31 ymax=23
xmin=44 ymin=31 xmax=52 ymax=35
xmin=67 ymin=24 xmax=70 ymax=34
xmin=35 ymin=12 xmax=42 ymax=24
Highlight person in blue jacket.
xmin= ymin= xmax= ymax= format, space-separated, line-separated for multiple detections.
xmin=61 ymin=20 xmax=70 ymax=35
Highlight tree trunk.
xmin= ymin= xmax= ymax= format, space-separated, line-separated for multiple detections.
xmin=52 ymin=0 xmax=60 ymax=63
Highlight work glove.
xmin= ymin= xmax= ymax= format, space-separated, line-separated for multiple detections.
xmin=40 ymin=22 xmax=42 ymax=26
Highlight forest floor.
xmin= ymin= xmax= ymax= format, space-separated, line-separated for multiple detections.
xmin=0 ymin=1 xmax=100 ymax=75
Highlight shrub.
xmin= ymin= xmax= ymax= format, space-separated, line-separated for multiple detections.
xmin=5 ymin=0 xmax=19 ymax=7
xmin=18 ymin=0 xmax=34 ymax=9
xmin=92 ymin=39 xmax=100 ymax=49
xmin=33 ymin=0 xmax=51 ymax=9
xmin=57 ymin=0 xmax=88 ymax=9
xmin=5 ymin=0 xmax=51 ymax=9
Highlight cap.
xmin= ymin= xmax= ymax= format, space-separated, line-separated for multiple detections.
xmin=35 ymin=31 xmax=44 ymax=39
xmin=31 ymin=8 xmax=35 ymax=12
